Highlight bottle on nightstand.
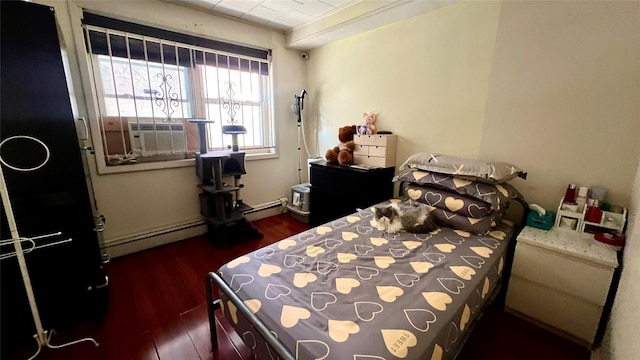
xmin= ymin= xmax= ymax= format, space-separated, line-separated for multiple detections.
xmin=563 ymin=184 xmax=577 ymax=204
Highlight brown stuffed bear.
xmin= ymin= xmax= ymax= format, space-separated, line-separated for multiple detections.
xmin=325 ymin=125 xmax=357 ymax=165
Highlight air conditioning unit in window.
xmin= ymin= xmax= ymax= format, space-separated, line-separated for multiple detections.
xmin=128 ymin=122 xmax=186 ymax=155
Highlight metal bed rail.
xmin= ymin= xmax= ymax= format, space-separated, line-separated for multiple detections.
xmin=206 ymin=271 xmax=296 ymax=360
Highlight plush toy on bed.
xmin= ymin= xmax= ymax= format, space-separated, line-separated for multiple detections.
xmin=356 ymin=112 xmax=377 ymax=135
xmin=325 ymin=125 xmax=357 ymax=165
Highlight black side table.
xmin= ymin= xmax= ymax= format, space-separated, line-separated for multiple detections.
xmin=309 ymin=161 xmax=395 ymax=226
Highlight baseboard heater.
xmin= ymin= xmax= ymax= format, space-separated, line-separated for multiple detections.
xmin=243 ymin=197 xmax=288 ymax=215
xmin=102 ymin=218 xmax=207 ymax=250
xmin=103 ymin=198 xmax=288 ymax=252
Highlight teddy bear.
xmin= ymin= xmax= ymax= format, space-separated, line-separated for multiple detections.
xmin=356 ymin=112 xmax=377 ymax=135
xmin=325 ymin=125 xmax=357 ymax=165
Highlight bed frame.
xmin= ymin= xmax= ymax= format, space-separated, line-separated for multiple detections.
xmin=206 ymin=189 xmax=529 ymax=360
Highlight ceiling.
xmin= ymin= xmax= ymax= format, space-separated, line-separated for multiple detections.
xmin=173 ymin=0 xmax=357 ymax=31
xmin=170 ymin=0 xmax=455 ymax=49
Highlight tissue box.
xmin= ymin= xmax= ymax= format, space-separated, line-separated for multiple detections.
xmin=526 ymin=211 xmax=555 ymax=231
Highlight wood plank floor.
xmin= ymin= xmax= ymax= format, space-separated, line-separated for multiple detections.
xmin=5 ymin=214 xmax=590 ymax=360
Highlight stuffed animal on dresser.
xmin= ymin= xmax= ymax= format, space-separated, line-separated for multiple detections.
xmin=325 ymin=125 xmax=357 ymax=165
xmin=356 ymin=112 xmax=377 ymax=135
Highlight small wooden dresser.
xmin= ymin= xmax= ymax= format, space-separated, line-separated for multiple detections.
xmin=353 ymin=134 xmax=397 ymax=167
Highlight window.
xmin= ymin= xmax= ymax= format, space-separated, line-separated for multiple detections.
xmin=82 ymin=14 xmax=274 ymax=166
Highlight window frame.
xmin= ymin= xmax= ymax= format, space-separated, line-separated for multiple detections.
xmin=74 ymin=13 xmax=277 ymax=175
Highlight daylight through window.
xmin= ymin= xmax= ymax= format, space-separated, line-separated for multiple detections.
xmin=83 ymin=22 xmax=273 ymax=166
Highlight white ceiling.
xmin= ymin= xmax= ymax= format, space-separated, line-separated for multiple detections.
xmin=170 ymin=0 xmax=455 ymax=49
xmin=174 ymin=0 xmax=357 ymax=30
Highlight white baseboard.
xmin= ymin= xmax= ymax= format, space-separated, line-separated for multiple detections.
xmin=104 ymin=202 xmax=286 ymax=258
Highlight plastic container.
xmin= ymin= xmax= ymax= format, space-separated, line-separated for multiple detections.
xmin=563 ymin=184 xmax=577 ymax=204
xmin=594 ymin=232 xmax=625 ymax=251
xmin=590 ymin=186 xmax=608 ymax=202
xmin=287 ymin=206 xmax=310 ymax=224
xmin=289 ymin=183 xmax=311 ymax=213
xmin=585 ymin=206 xmax=603 ymax=223
xmin=578 ymin=186 xmax=589 ymax=198
xmin=527 ymin=211 xmax=555 ymax=230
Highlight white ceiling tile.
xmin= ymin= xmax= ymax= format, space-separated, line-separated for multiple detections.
xmin=217 ymin=0 xmax=264 ymax=11
xmin=173 ymin=0 xmax=363 ymax=30
xmin=176 ymin=0 xmax=222 ymax=9
xmin=319 ymin=0 xmax=350 ymax=8
xmin=212 ymin=4 xmax=247 ymax=17
xmin=275 ymin=10 xmax=314 ymax=25
xmin=261 ymin=0 xmax=301 ymax=13
xmin=244 ymin=5 xmax=283 ymax=21
xmin=297 ymin=0 xmax=333 ymax=17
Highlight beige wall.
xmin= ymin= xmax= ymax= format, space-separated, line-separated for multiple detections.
xmin=607 ymin=161 xmax=640 ymax=359
xmin=594 ymin=160 xmax=640 ymax=359
xmin=480 ymin=0 xmax=640 ymax=210
xmin=38 ymin=0 xmax=307 ymax=253
xmin=307 ymin=0 xmax=639 ymax=211
xmin=307 ymin=1 xmax=501 ymax=163
xmin=307 ymin=1 xmax=640 ymax=357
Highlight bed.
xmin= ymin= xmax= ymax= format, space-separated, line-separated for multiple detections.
xmin=207 ymin=155 xmax=529 ymax=360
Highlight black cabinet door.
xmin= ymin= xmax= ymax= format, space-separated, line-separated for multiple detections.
xmin=0 ymin=1 xmax=107 ymax=353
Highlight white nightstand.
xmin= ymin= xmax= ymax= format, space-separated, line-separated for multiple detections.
xmin=505 ymin=226 xmax=618 ymax=348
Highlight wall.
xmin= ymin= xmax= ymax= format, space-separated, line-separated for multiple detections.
xmin=480 ymin=0 xmax=640 ymax=210
xmin=37 ymin=0 xmax=307 ymax=255
xmin=608 ymin=161 xmax=640 ymax=358
xmin=307 ymin=1 xmax=640 ymax=356
xmin=595 ymin=160 xmax=640 ymax=359
xmin=307 ymin=1 xmax=501 ymax=163
xmin=307 ymin=0 xmax=639 ymax=211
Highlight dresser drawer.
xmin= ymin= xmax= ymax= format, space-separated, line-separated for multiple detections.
xmin=353 ymin=145 xmax=393 ymax=157
xmin=511 ymin=242 xmax=613 ymax=306
xmin=354 ymin=155 xmax=392 ymax=167
xmin=506 ymin=276 xmax=601 ymax=344
xmin=355 ymin=134 xmax=397 ymax=146
xmin=368 ymin=145 xmax=389 ymax=157
xmin=353 ymin=144 xmax=368 ymax=155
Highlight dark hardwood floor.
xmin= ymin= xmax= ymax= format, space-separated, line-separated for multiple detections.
xmin=6 ymin=214 xmax=590 ymax=360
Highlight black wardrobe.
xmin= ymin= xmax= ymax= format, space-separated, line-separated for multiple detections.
xmin=0 ymin=1 xmax=108 ymax=354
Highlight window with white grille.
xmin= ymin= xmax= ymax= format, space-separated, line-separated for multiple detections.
xmin=82 ymin=14 xmax=274 ymax=166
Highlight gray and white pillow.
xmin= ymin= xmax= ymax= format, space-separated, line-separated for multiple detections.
xmin=394 ymin=170 xmax=523 ymax=212
xmin=399 ymin=153 xmax=527 ymax=184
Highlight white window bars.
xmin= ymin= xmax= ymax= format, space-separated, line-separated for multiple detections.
xmin=83 ymin=25 xmax=274 ymax=165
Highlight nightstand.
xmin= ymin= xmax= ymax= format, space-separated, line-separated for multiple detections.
xmin=505 ymin=226 xmax=618 ymax=348
xmin=309 ymin=161 xmax=394 ymax=226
